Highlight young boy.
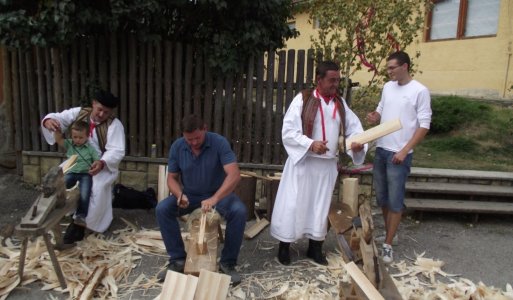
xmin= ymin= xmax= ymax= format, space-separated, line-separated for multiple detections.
xmin=54 ymin=120 xmax=100 ymax=227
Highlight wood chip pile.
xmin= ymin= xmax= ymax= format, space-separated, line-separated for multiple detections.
xmin=2 ymin=223 xmax=512 ymax=300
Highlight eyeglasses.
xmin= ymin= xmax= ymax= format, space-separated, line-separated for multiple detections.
xmin=387 ymin=63 xmax=404 ymax=71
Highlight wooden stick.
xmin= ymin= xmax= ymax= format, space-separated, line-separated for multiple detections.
xmin=61 ymin=154 xmax=78 ymax=174
xmin=78 ymin=266 xmax=106 ymax=300
xmin=345 ymin=118 xmax=402 ymax=149
xmin=344 ymin=262 xmax=385 ymax=300
xmin=244 ymin=218 xmax=269 ymax=239
xmin=240 ymin=170 xmax=273 ymax=181
xmin=197 ymin=213 xmax=207 ymax=254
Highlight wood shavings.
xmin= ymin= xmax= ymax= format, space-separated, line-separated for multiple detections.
xmin=392 ymin=253 xmax=513 ymax=300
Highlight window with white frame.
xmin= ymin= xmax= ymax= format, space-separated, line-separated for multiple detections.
xmin=428 ymin=0 xmax=501 ymax=41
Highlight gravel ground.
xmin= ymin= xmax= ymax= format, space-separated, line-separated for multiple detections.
xmin=1 ymin=165 xmax=513 ymax=299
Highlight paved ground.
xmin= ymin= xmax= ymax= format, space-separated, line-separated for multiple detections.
xmin=1 ymin=165 xmax=513 ymax=299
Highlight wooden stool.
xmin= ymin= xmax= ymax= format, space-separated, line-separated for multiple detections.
xmin=15 ymin=190 xmax=78 ymax=289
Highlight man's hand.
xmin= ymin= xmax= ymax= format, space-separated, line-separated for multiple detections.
xmin=310 ymin=140 xmax=329 ymax=155
xmin=89 ymin=160 xmax=104 ymax=176
xmin=178 ymin=194 xmax=189 ymax=208
xmin=392 ymin=150 xmax=408 ymax=165
xmin=366 ymin=111 xmax=381 ymax=125
xmin=350 ymin=142 xmax=364 ymax=153
xmin=201 ymin=197 xmax=217 ymax=213
xmin=43 ymin=118 xmax=61 ymax=132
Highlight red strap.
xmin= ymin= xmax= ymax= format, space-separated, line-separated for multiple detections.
xmin=318 ymin=99 xmax=326 ymax=141
xmin=89 ymin=122 xmax=95 ymax=137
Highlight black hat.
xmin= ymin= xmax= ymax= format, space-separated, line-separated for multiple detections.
xmin=94 ymin=90 xmax=119 ymax=108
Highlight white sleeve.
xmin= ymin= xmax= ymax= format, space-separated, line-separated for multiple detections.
xmin=101 ymin=119 xmax=126 ymax=171
xmin=342 ymin=100 xmax=368 ymax=165
xmin=40 ymin=107 xmax=82 ymax=145
xmin=282 ymin=94 xmax=314 ymax=165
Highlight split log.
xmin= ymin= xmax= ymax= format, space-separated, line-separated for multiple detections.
xmin=345 ymin=118 xmax=402 ymax=149
xmin=194 ymin=269 xmax=231 ymax=300
xmin=344 ymin=262 xmax=384 ymax=300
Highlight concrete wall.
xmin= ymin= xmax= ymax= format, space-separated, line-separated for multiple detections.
xmin=285 ymin=1 xmax=513 ymax=100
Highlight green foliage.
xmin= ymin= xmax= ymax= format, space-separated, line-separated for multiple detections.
xmin=423 ymin=136 xmax=478 ymax=153
xmin=430 ymin=96 xmax=491 ymax=134
xmin=0 ymin=0 xmax=298 ymax=74
xmin=302 ymin=0 xmax=429 ymax=95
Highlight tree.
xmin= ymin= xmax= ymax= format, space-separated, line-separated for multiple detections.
xmin=0 ymin=0 xmax=298 ymax=74
xmin=302 ymin=0 xmax=429 ymax=99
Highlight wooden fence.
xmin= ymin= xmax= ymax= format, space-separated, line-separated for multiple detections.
xmin=2 ymin=34 xmax=336 ymax=165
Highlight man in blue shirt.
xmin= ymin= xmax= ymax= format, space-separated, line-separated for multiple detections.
xmin=156 ymin=115 xmax=246 ymax=285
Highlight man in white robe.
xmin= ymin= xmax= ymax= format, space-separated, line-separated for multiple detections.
xmin=41 ymin=90 xmax=125 ymax=243
xmin=270 ymin=61 xmax=367 ymax=265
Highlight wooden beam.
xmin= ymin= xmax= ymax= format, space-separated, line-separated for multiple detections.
xmin=344 ymin=262 xmax=385 ymax=300
xmin=345 ymin=118 xmax=402 ymax=149
xmin=78 ymin=266 xmax=106 ymax=300
xmin=244 ymin=218 xmax=269 ymax=239
xmin=20 ymin=194 xmax=58 ymax=228
xmin=194 ymin=269 xmax=231 ymax=300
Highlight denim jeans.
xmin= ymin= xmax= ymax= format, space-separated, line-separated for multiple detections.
xmin=65 ymin=172 xmax=92 ymax=217
xmin=373 ymin=147 xmax=413 ymax=212
xmin=156 ymin=192 xmax=247 ymax=266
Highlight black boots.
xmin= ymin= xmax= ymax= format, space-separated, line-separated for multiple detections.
xmin=306 ymin=239 xmax=328 ymax=265
xmin=277 ymin=241 xmax=291 ymax=265
xmin=63 ymin=222 xmax=85 ymax=244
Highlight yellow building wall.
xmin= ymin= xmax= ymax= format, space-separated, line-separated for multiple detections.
xmin=285 ymin=1 xmax=513 ymax=100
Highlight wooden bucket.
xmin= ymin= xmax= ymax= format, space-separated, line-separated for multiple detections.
xmin=234 ymin=173 xmax=257 ymax=221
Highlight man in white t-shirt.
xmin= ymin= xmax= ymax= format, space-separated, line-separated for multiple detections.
xmin=367 ymin=51 xmax=432 ymax=264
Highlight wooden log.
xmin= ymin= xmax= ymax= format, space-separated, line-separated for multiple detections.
xmin=158 ymin=165 xmax=169 ymax=202
xmin=342 ymin=178 xmax=359 ymax=217
xmin=344 ymin=262 xmax=385 ymax=300
xmin=359 ymin=202 xmax=374 ymax=244
xmin=184 ymin=211 xmax=219 ymax=276
xmin=358 ymin=228 xmax=378 ymax=288
xmin=244 ymin=218 xmax=269 ymax=239
xmin=78 ymin=266 xmax=106 ymax=300
xmin=160 ymin=271 xmax=198 ymax=300
xmin=194 ymin=269 xmax=231 ymax=300
xmin=265 ymin=174 xmax=281 ymax=221
xmin=345 ymin=119 xmax=402 ymax=149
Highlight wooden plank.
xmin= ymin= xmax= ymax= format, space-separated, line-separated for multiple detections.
xmin=2 ymin=49 xmax=14 ymax=151
xmin=154 ymin=40 xmax=163 ymax=157
xmin=45 ymin=48 xmax=57 ymax=152
xmin=357 ymin=228 xmax=377 ymax=288
xmin=273 ymin=50 xmax=286 ymax=164
xmin=109 ymin=34 xmax=118 ymax=99
xmin=244 ymin=218 xmax=269 ymax=239
xmin=406 ymin=182 xmax=513 ymax=197
xmin=18 ymin=49 xmax=30 ymax=150
xmin=194 ymin=269 xmax=231 ymax=300
xmin=405 ymin=198 xmax=513 ymax=213
xmin=61 ymin=47 xmax=70 ymax=109
xmin=10 ymin=51 xmax=22 ymax=153
xmin=128 ymin=36 xmax=137 ymax=156
xmin=183 ymin=44 xmax=193 ymax=117
xmin=78 ymin=266 xmax=106 ymax=300
xmin=223 ymin=76 xmax=233 ymax=139
xmin=98 ymin=36 xmax=108 ymax=89
xmin=242 ymin=56 xmax=254 ymax=162
xmin=214 ymin=78 xmax=224 ymax=134
xmin=163 ymin=41 xmax=173 ymax=152
xmin=119 ymin=35 xmax=128 ymax=125
xmin=234 ymin=173 xmax=257 ymax=220
xmin=157 ymin=165 xmax=169 ymax=202
xmin=285 ymin=49 xmax=295 ymax=109
xmin=20 ymin=194 xmax=58 ymax=228
xmin=193 ymin=53 xmax=203 ymax=116
xmin=342 ymin=178 xmax=359 ymax=217
xmin=71 ymin=42 xmax=79 ymax=107
xmin=328 ymin=202 xmax=354 ymax=234
xmin=233 ymin=73 xmax=244 ymax=157
xmin=184 ymin=213 xmax=219 ymax=276
xmin=295 ymin=49 xmax=305 ymax=93
xmin=253 ymin=54 xmax=264 ymax=163
xmin=146 ymin=42 xmax=155 ymax=155
xmin=138 ymin=42 xmax=147 ymax=156
xmin=263 ymin=51 xmax=274 ymax=164
xmin=25 ymin=51 xmax=40 ymax=151
xmin=173 ymin=42 xmax=183 ymax=138
xmin=344 ymin=262 xmax=385 ymax=300
xmin=79 ymin=38 xmax=87 ymax=100
xmin=52 ymin=48 xmax=63 ymax=111
xmin=305 ymin=49 xmax=315 ymax=87
xmin=197 ymin=213 xmax=207 ymax=254
xmin=160 ymin=271 xmax=198 ymax=300
xmin=345 ymin=119 xmax=402 ymax=149
xmin=203 ymin=60 xmax=213 ymax=131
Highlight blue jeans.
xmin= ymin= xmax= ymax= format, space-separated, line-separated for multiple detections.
xmin=156 ymin=192 xmax=247 ymax=266
xmin=65 ymin=172 xmax=92 ymax=217
xmin=373 ymin=147 xmax=413 ymax=212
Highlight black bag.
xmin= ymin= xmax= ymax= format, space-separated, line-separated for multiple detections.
xmin=112 ymin=184 xmax=157 ymax=209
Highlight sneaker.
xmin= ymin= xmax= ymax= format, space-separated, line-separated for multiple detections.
xmin=219 ymin=263 xmax=241 ymax=286
xmin=375 ymin=233 xmax=399 ymax=246
xmin=157 ymin=259 xmax=185 ymax=282
xmin=382 ymin=243 xmax=393 ymax=264
xmin=74 ymin=215 xmax=87 ymax=227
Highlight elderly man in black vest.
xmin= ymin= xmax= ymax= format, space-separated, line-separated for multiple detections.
xmin=41 ymin=90 xmax=125 ymax=243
